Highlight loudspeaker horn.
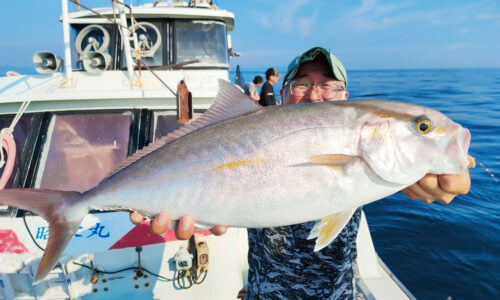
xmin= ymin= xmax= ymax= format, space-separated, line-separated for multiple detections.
xmin=33 ymin=52 xmax=63 ymax=74
xmin=82 ymin=52 xmax=112 ymax=74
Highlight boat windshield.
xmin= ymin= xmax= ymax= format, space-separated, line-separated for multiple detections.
xmin=174 ymin=20 xmax=228 ymax=67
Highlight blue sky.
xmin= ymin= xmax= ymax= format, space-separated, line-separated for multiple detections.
xmin=1 ymin=0 xmax=499 ymax=70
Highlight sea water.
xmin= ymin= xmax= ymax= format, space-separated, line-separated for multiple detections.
xmin=234 ymin=67 xmax=500 ymax=300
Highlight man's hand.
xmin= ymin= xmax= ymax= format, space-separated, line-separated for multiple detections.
xmin=402 ymin=155 xmax=475 ymax=204
xmin=129 ymin=211 xmax=228 ymax=240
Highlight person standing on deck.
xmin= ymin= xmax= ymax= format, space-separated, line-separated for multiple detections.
xmin=130 ymin=47 xmax=474 ymax=298
xmin=259 ymin=68 xmax=281 ymax=106
xmin=244 ymin=75 xmax=264 ymax=101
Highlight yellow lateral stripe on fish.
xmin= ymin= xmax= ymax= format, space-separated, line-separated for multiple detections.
xmin=215 ymin=158 xmax=263 ymax=171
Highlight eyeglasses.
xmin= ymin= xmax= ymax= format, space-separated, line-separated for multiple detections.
xmin=288 ymin=81 xmax=346 ymax=100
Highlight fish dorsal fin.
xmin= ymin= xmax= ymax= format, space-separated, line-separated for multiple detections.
xmin=100 ymin=79 xmax=261 ymax=183
xmin=311 ymin=208 xmax=356 ymax=252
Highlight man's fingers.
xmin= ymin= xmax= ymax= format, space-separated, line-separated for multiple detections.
xmin=417 ymin=174 xmax=454 ymax=204
xmin=437 ymin=172 xmax=471 ymax=195
xmin=150 ymin=212 xmax=171 ymax=235
xmin=401 ymin=186 xmax=419 ymax=200
xmin=402 ymin=172 xmax=467 ymax=204
xmin=133 ymin=212 xmax=226 ymax=239
xmin=467 ymin=155 xmax=475 ymax=168
xmin=402 ymin=181 xmax=437 ymax=203
xmin=176 ymin=216 xmax=194 ymax=240
xmin=130 ymin=211 xmax=146 ymax=225
xmin=210 ymin=225 xmax=228 ymax=236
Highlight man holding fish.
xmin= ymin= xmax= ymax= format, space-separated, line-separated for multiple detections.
xmin=0 ymin=46 xmax=472 ymax=286
xmin=134 ymin=47 xmax=473 ymax=299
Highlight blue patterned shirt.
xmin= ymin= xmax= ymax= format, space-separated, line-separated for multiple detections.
xmin=246 ymin=208 xmax=362 ymax=300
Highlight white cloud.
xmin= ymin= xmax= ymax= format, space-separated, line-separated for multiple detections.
xmin=259 ymin=14 xmax=271 ymax=28
xmin=276 ymin=0 xmax=310 ymax=33
xmin=477 ymin=13 xmax=500 ymax=20
xmin=326 ymin=0 xmax=413 ymax=33
xmin=328 ymin=0 xmax=491 ymax=34
xmin=458 ymin=28 xmax=471 ymax=35
xmin=355 ymin=0 xmax=378 ymax=15
xmin=249 ymin=10 xmax=271 ymax=28
xmin=297 ymin=10 xmax=318 ymax=37
xmin=249 ymin=0 xmax=317 ymax=36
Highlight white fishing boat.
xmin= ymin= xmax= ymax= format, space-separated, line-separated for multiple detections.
xmin=0 ymin=1 xmax=415 ymax=299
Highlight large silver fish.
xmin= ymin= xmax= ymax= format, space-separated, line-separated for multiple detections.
xmin=0 ymin=80 xmax=471 ymax=283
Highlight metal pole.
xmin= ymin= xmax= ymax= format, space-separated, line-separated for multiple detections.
xmin=129 ymin=2 xmax=140 ymax=60
xmin=118 ymin=2 xmax=135 ymax=87
xmin=61 ymin=0 xmax=72 ymax=80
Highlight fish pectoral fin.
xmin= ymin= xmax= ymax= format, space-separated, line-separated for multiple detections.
xmin=313 ymin=209 xmax=357 ymax=252
xmin=308 ymin=154 xmax=359 ymax=174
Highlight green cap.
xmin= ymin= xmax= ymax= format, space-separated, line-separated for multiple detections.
xmin=282 ymin=47 xmax=348 ymax=88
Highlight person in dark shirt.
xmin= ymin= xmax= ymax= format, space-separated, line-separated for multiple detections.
xmin=259 ymin=68 xmax=281 ymax=106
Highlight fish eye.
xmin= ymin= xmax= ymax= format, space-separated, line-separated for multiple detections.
xmin=415 ymin=119 xmax=432 ymax=134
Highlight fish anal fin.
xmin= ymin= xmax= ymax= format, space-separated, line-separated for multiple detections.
xmin=193 ymin=222 xmax=214 ymax=230
xmin=307 ymin=220 xmax=320 ymax=240
xmin=313 ymin=209 xmax=356 ymax=252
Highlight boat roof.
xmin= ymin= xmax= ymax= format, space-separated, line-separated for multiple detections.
xmin=0 ymin=70 xmax=228 ymax=114
xmin=66 ymin=3 xmax=235 ymax=31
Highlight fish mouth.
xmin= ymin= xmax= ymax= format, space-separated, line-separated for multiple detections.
xmin=445 ymin=127 xmax=471 ymax=172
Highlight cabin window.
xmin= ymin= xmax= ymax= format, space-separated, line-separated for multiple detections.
xmin=173 ymin=20 xmax=228 ymax=67
xmin=35 ymin=113 xmax=132 ymax=193
xmin=152 ymin=110 xmax=203 ymax=141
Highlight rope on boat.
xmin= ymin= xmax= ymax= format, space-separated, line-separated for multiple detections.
xmin=0 ymin=77 xmax=68 ymax=188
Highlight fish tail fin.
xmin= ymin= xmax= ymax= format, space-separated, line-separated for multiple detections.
xmin=0 ymin=188 xmax=84 ymax=284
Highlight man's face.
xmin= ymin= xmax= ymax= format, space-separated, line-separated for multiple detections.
xmin=270 ymin=75 xmax=279 ymax=84
xmin=282 ymin=61 xmax=348 ymax=105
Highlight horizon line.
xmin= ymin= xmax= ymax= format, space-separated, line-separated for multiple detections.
xmin=2 ymin=65 xmax=500 ymax=74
